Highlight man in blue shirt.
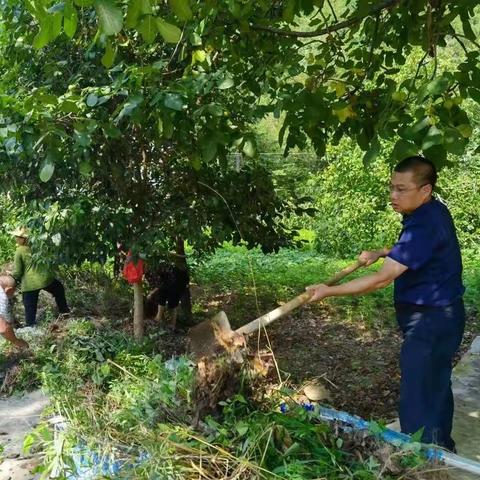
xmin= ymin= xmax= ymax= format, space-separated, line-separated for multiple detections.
xmin=307 ymin=156 xmax=465 ymax=451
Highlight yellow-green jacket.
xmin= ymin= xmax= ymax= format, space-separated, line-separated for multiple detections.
xmin=12 ymin=245 xmax=55 ymax=292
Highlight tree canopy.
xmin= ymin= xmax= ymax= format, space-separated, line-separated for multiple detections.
xmin=1 ymin=0 xmax=480 ymax=261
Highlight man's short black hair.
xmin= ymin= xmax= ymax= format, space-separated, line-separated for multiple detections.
xmin=394 ymin=156 xmax=437 ymax=189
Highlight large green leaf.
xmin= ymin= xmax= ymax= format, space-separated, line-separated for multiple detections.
xmin=421 ymin=126 xmax=443 ymax=151
xmin=51 ymin=12 xmax=63 ymax=40
xmin=156 ymin=18 xmax=182 ymax=43
xmin=86 ymin=93 xmax=98 ymax=106
xmin=115 ymin=94 xmax=144 ymax=122
xmin=33 ymin=24 xmax=50 ymax=49
xmin=218 ymin=77 xmax=234 ymax=90
xmin=189 ymin=155 xmax=201 ymax=171
xmin=164 ymin=93 xmax=184 ymax=111
xmin=423 ymin=144 xmax=447 ymax=167
xmin=101 ymin=39 xmax=116 ymax=68
xmin=401 ymin=116 xmax=430 ymax=142
xmin=363 ymin=137 xmax=380 ymax=166
xmin=392 ymin=139 xmax=418 ymax=161
xmin=138 ymin=15 xmax=157 ymax=44
xmin=282 ymin=0 xmax=295 ymax=22
xmin=40 ymin=162 xmax=55 ymax=182
xmin=169 ymin=0 xmax=193 ymax=21
xmin=74 ymin=0 xmax=95 ymax=6
xmin=64 ymin=1 xmax=78 ymax=38
xmin=126 ymin=0 xmax=151 ymax=28
xmin=79 ymin=160 xmax=92 ymax=176
xmin=460 ymin=11 xmax=476 ymax=41
xmin=201 ymin=137 xmax=217 ymax=162
xmin=95 ymin=0 xmax=123 ymax=36
xmin=33 ymin=12 xmax=62 ymax=49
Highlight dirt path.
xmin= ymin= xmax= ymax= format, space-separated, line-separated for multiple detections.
xmin=0 ymin=390 xmax=48 ymax=480
xmin=448 ymin=337 xmax=480 ymax=479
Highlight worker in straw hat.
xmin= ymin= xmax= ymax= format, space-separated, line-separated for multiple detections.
xmin=10 ymin=226 xmax=70 ymax=326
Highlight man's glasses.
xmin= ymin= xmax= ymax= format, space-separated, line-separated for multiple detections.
xmin=388 ymin=184 xmax=428 ymax=195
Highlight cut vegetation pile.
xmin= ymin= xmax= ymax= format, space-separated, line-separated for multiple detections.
xmin=1 ymin=317 xmax=435 ymax=479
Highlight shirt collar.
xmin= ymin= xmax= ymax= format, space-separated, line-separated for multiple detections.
xmin=402 ymin=198 xmax=435 ymax=223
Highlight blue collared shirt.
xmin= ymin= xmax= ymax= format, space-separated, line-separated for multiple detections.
xmin=387 ymin=198 xmax=465 ymax=307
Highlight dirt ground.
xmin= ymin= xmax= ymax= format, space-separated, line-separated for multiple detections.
xmin=189 ymin=291 xmax=479 ymax=423
xmin=2 ymin=289 xmax=477 ymax=425
xmin=260 ymin=307 xmax=477 ymax=422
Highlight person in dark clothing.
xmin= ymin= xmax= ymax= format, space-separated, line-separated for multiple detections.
xmin=306 ymin=156 xmax=465 ymax=452
xmin=144 ymin=258 xmax=189 ymax=330
xmin=116 ymin=243 xmax=190 ymax=330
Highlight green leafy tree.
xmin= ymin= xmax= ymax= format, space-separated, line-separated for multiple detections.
xmin=0 ymin=1 xmax=310 ymax=259
xmin=2 ymin=1 xmax=480 ymax=335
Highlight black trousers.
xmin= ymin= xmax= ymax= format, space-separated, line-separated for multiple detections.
xmin=395 ymin=299 xmax=465 ymax=451
xmin=23 ymin=279 xmax=70 ymax=326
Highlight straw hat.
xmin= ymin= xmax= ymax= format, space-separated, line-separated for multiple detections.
xmin=10 ymin=226 xmax=30 ymax=238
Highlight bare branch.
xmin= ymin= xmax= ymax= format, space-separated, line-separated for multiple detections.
xmin=251 ymin=0 xmax=401 ymax=38
xmin=450 ymin=32 xmax=480 ymax=51
xmin=326 ymin=0 xmax=339 ymax=23
xmin=452 ymin=34 xmax=469 ymax=56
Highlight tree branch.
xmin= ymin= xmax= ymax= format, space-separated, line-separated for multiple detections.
xmin=326 ymin=0 xmax=339 ymax=23
xmin=251 ymin=0 xmax=402 ymax=38
xmin=452 ymin=34 xmax=469 ymax=56
xmin=450 ymin=32 xmax=480 ymax=51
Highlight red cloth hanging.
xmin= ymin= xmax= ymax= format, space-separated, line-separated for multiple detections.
xmin=122 ymin=251 xmax=144 ymax=284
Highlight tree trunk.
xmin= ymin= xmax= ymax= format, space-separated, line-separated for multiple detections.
xmin=176 ymin=237 xmax=193 ymax=325
xmin=133 ymin=281 xmax=144 ymax=340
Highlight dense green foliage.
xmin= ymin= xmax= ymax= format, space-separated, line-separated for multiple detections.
xmin=280 ymin=140 xmax=480 ymax=257
xmin=1 ymin=3 xmax=479 ymax=476
xmin=1 ymin=1 xmax=480 ymax=265
xmin=194 ymin=244 xmax=480 ymax=323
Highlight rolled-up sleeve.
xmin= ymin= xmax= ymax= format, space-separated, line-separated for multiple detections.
xmin=388 ymin=222 xmax=438 ymax=271
xmin=11 ymin=249 xmax=24 ymax=284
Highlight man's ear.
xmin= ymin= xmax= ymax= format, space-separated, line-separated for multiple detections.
xmin=422 ymin=184 xmax=433 ymax=196
xmin=5 ymin=286 xmax=16 ymax=296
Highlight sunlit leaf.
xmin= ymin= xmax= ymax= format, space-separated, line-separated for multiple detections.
xmin=86 ymin=93 xmax=98 ymax=107
xmin=138 ymin=15 xmax=157 ymax=44
xmin=79 ymin=160 xmax=92 ymax=176
xmin=101 ymin=39 xmax=116 ymax=68
xmin=156 ymin=18 xmax=182 ymax=43
xmin=95 ymin=0 xmax=123 ymax=36
xmin=164 ymin=93 xmax=184 ymax=111
xmin=64 ymin=1 xmax=78 ymax=38
xmin=169 ymin=0 xmax=193 ymax=21
xmin=40 ymin=162 xmax=55 ymax=182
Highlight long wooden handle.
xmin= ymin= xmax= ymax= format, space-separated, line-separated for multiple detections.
xmin=323 ymin=259 xmax=365 ymax=286
xmin=235 ymin=260 xmax=365 ymax=336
